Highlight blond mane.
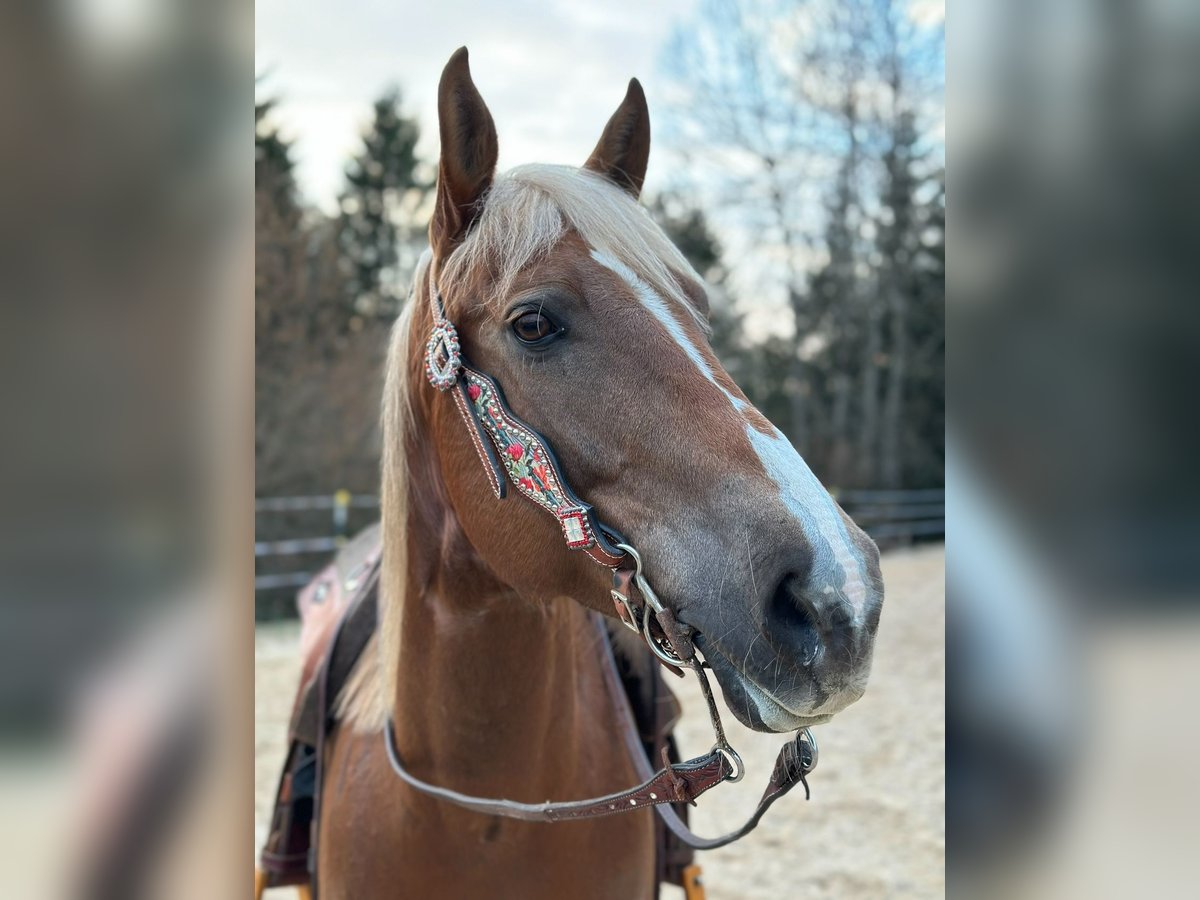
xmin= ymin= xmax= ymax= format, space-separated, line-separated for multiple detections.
xmin=443 ymin=164 xmax=707 ymax=329
xmin=333 ymin=297 xmax=415 ymax=732
xmin=336 ymin=164 xmax=707 ymax=731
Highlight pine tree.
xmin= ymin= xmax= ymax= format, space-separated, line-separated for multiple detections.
xmin=878 ymin=109 xmax=921 ymax=488
xmin=255 ymin=96 xmax=305 ymax=350
xmin=255 ymin=98 xmax=299 ymax=225
xmin=255 ymin=91 xmax=395 ymax=597
xmin=336 ymin=89 xmax=426 ymax=319
xmin=903 ymin=167 xmax=944 ymax=487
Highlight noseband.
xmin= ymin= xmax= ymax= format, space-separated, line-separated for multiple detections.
xmin=382 ymin=262 xmax=818 ymax=850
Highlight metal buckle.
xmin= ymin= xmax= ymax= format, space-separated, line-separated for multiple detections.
xmin=610 ymin=589 xmax=641 ymax=633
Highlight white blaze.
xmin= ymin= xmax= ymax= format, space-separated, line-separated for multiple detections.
xmin=590 ymin=251 xmax=748 ymax=412
xmin=745 ymin=426 xmax=870 ymax=618
xmin=591 ymin=249 xmax=871 ymax=619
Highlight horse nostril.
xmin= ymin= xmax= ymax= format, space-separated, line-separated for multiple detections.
xmin=766 ymin=574 xmax=823 ymax=666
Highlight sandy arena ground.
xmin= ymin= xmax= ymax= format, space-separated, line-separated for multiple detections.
xmin=255 ymin=545 xmax=945 ymax=898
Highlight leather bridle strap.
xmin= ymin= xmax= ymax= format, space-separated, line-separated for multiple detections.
xmin=383 ymin=719 xmax=731 ymax=822
xmin=381 ymin=613 xmax=814 ymax=846
xmin=591 ymin=614 xmax=814 ymax=850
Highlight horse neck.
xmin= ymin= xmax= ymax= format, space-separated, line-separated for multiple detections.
xmin=389 ymin=473 xmax=604 ymax=798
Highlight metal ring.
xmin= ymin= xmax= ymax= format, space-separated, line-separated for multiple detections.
xmin=641 ymin=601 xmax=686 ymax=666
xmin=798 ymin=727 xmax=818 ymax=774
xmin=714 ymin=744 xmax=745 ymax=783
xmin=615 ymin=542 xmax=683 ymax=665
xmin=614 ymin=542 xmax=642 ymax=572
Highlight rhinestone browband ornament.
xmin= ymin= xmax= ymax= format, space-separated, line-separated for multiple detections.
xmin=425 ymin=320 xmax=461 ymax=390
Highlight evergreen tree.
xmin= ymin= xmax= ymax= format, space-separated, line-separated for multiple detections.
xmin=806 ymin=134 xmax=868 ymax=487
xmin=903 ymin=167 xmax=944 ymax=487
xmin=255 ymin=96 xmax=305 ymax=349
xmin=648 ymin=194 xmax=723 ymax=276
xmin=877 ymin=109 xmax=921 ymax=488
xmin=336 ymin=89 xmax=426 ymax=319
xmin=255 ymin=97 xmax=299 ymax=225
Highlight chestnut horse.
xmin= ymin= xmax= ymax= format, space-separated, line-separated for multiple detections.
xmin=316 ymin=48 xmax=884 ymax=899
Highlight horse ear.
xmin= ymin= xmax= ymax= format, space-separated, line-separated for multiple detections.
xmin=584 ymin=79 xmax=650 ymax=198
xmin=431 ymin=47 xmax=499 ymax=260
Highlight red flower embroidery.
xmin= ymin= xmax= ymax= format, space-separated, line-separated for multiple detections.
xmin=467 ymin=383 xmax=482 ymax=401
xmin=506 ymin=443 xmax=524 ymax=460
xmin=519 ymin=476 xmax=535 ymax=492
xmin=533 ymin=464 xmax=549 ymax=484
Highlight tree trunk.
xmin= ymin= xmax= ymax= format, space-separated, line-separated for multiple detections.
xmin=829 ymin=372 xmax=852 ymax=487
xmin=880 ymin=285 xmax=907 ymax=488
xmin=858 ymin=298 xmax=882 ymax=485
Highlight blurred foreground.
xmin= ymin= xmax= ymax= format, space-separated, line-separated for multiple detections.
xmin=950 ymin=0 xmax=1200 ymax=897
xmin=0 ymin=1 xmax=249 ymax=897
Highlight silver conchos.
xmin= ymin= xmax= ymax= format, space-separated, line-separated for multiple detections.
xmin=424 ymin=320 xmax=462 ymax=390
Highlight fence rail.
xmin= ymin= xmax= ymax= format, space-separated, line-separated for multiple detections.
xmin=255 ymin=488 xmax=943 ymax=595
xmin=254 ymin=490 xmax=379 ymax=593
xmin=254 ymin=495 xmax=381 ymax=512
xmin=835 ymin=488 xmax=944 ymax=545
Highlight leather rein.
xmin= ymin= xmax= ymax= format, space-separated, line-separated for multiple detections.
xmin=382 ymin=264 xmax=817 ymax=849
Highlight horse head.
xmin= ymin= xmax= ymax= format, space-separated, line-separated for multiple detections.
xmin=394 ymin=47 xmax=884 ymax=734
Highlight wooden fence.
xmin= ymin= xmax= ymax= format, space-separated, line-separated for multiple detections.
xmin=832 ymin=488 xmax=946 ymax=540
xmin=255 ymin=488 xmax=943 ymax=602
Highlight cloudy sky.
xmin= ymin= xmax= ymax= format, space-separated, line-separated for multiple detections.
xmin=257 ymin=0 xmax=943 ymax=337
xmin=256 ymin=0 xmax=699 ymax=213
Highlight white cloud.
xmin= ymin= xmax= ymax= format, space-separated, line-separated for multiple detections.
xmin=256 ymin=0 xmax=697 ymax=212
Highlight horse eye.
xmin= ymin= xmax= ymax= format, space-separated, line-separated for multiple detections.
xmin=511 ymin=310 xmax=558 ymax=344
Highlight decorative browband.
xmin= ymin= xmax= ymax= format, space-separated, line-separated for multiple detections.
xmin=424 ymin=295 xmax=625 ymax=567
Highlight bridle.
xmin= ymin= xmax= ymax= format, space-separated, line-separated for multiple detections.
xmin=383 ymin=261 xmax=818 ymax=849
